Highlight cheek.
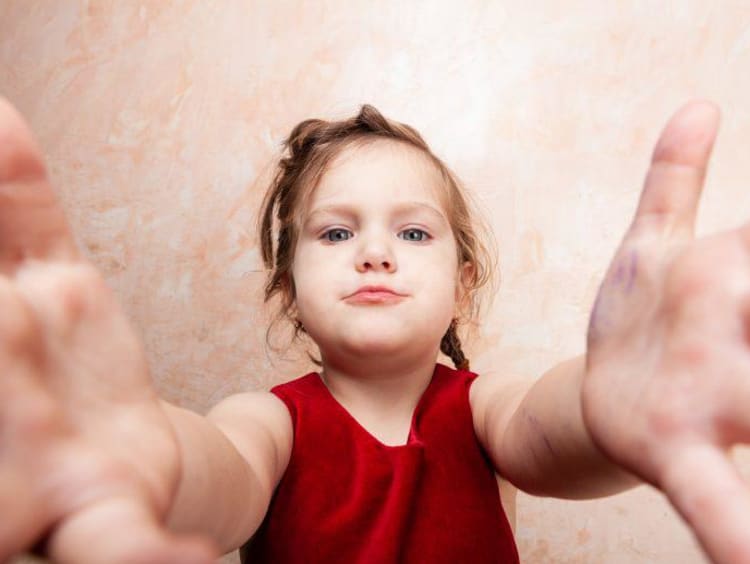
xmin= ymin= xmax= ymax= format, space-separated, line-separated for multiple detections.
xmin=289 ymin=266 xmax=312 ymax=310
xmin=290 ymin=248 xmax=333 ymax=315
xmin=290 ymin=242 xmax=319 ymax=284
xmin=416 ymin=259 xmax=460 ymax=306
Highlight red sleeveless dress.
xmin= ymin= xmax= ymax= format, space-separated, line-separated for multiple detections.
xmin=240 ymin=363 xmax=519 ymax=563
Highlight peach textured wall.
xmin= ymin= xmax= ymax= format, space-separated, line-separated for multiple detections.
xmin=3 ymin=2 xmax=750 ymax=563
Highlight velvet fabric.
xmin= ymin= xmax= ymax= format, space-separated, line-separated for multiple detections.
xmin=241 ymin=363 xmax=519 ymax=563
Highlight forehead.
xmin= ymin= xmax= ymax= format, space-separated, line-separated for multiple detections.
xmin=306 ymin=139 xmax=446 ymax=211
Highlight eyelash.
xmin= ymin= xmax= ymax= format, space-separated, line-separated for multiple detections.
xmin=319 ymin=228 xmax=432 ymax=243
xmin=399 ymin=228 xmax=431 ymax=242
xmin=322 ymin=228 xmax=353 ymax=242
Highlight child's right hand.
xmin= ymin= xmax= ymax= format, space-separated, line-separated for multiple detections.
xmin=0 ymin=98 xmax=216 ymax=563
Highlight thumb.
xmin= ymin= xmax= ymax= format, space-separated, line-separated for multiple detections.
xmin=628 ymin=100 xmax=720 ymax=242
xmin=0 ymin=96 xmax=80 ymax=274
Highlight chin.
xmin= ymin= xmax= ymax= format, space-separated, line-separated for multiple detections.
xmin=308 ymin=317 xmax=445 ymax=360
xmin=315 ymin=328 xmax=412 ymax=361
xmin=339 ymin=336 xmax=407 ymax=357
xmin=340 ymin=328 xmax=442 ymax=362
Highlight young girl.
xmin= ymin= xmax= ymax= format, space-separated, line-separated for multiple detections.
xmin=1 ymin=95 xmax=749 ymax=564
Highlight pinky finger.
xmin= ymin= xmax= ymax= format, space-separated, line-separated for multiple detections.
xmin=660 ymin=442 xmax=750 ymax=564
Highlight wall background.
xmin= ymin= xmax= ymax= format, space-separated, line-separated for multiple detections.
xmin=3 ymin=2 xmax=750 ymax=562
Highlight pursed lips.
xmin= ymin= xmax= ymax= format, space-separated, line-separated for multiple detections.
xmin=344 ymin=285 xmax=408 ymax=304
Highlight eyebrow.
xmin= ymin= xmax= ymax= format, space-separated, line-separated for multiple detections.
xmin=304 ymin=201 xmax=448 ymax=224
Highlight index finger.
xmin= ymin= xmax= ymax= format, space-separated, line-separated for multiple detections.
xmin=0 ymin=97 xmax=79 ymax=275
xmin=630 ymin=100 xmax=721 ymax=241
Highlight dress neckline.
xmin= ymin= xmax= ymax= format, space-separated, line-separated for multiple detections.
xmin=311 ymin=365 xmax=442 ymax=449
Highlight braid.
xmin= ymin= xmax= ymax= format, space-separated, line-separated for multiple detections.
xmin=440 ymin=319 xmax=470 ymax=371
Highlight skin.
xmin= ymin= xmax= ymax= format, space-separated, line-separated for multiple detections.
xmin=0 ymin=97 xmax=749 ymax=564
xmin=291 ymin=140 xmax=464 ymax=445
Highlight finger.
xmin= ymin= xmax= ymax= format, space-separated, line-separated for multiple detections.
xmin=0 ymin=96 xmax=80 ymax=275
xmin=0 ymin=276 xmax=54 ymax=421
xmin=48 ymin=496 xmax=218 ymax=564
xmin=0 ymin=469 xmax=52 ymax=562
xmin=12 ymin=261 xmax=156 ymax=404
xmin=0 ymin=274 xmax=41 ymax=368
xmin=629 ymin=100 xmax=721 ymax=242
xmin=660 ymin=442 xmax=750 ymax=564
xmin=0 ymin=278 xmax=59 ymax=560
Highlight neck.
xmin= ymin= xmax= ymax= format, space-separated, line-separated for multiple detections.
xmin=318 ymin=347 xmax=440 ymax=418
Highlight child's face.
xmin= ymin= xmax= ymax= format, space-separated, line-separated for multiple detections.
xmin=292 ymin=140 xmax=463 ymax=366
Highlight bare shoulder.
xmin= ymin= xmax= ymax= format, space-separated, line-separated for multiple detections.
xmin=208 ymin=388 xmax=292 ymax=424
xmin=469 ymin=370 xmax=535 ymax=450
xmin=207 ymin=390 xmax=293 ymax=491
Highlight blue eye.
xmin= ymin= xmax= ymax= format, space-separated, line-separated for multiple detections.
xmin=323 ymin=228 xmax=353 ymax=242
xmin=399 ymin=228 xmax=430 ymax=242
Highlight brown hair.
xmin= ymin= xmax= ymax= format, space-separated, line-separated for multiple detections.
xmin=259 ymin=104 xmax=495 ymax=370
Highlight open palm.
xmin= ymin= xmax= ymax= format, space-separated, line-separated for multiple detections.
xmin=583 ymin=101 xmax=750 ymax=564
xmin=0 ymin=98 xmax=214 ymax=563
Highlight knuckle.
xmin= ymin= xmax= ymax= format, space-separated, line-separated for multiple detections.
xmin=671 ymin=337 xmax=712 ymax=367
xmin=0 ymin=283 xmax=38 ymax=353
xmin=56 ymin=265 xmax=109 ymax=322
xmin=664 ymin=237 xmax=743 ymax=307
xmin=21 ymin=263 xmax=115 ymax=331
xmin=8 ymin=395 xmax=61 ymax=439
xmin=629 ymin=212 xmax=672 ymax=238
xmin=646 ymin=403 xmax=686 ymax=438
xmin=662 ymin=250 xmax=715 ymax=313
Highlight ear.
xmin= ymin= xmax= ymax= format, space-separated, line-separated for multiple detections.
xmin=460 ymin=261 xmax=474 ymax=285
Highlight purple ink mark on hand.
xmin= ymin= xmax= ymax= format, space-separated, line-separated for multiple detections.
xmin=613 ymin=260 xmax=626 ymax=285
xmin=588 ymin=292 xmax=605 ymax=341
xmin=588 ymin=249 xmax=639 ymax=343
xmin=626 ymin=250 xmax=638 ymax=293
xmin=612 ymin=250 xmax=638 ymax=293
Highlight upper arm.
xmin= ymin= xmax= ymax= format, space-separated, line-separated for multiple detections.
xmin=162 ymin=391 xmax=293 ymax=552
xmin=470 ymin=357 xmax=628 ymax=499
xmin=206 ymin=391 xmax=293 ymax=524
xmin=469 ymin=371 xmax=535 ymax=478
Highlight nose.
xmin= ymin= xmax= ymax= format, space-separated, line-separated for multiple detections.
xmin=355 ymin=232 xmax=397 ymax=273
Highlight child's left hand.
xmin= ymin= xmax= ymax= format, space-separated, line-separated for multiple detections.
xmin=582 ymin=101 xmax=750 ymax=564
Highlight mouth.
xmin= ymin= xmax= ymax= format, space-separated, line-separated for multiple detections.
xmin=344 ymin=285 xmax=408 ymax=305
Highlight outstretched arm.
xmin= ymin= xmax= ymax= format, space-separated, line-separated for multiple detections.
xmin=0 ymin=97 xmax=289 ymax=562
xmin=475 ymin=101 xmax=750 ymax=564
xmin=164 ymin=392 xmax=292 ymax=553
xmin=472 ymin=356 xmax=638 ymax=499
